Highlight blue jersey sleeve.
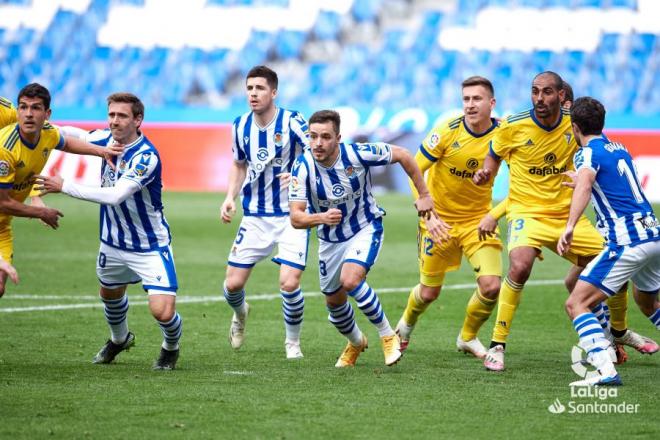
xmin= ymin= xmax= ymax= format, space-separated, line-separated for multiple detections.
xmin=288 ymin=155 xmax=309 ymax=203
xmin=574 ymin=147 xmax=599 ymax=174
xmin=231 ymin=119 xmax=246 ymax=162
xmin=122 ymin=150 xmax=159 ymax=187
xmin=353 ymin=142 xmax=392 ymax=166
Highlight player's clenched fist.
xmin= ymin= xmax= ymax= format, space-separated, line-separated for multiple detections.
xmin=220 ymin=198 xmax=236 ymax=224
xmin=322 ymin=208 xmax=342 ymax=225
xmin=472 ymin=168 xmax=491 ymax=185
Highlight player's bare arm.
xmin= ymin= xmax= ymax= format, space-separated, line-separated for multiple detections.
xmin=289 ymin=201 xmax=341 ymax=229
xmin=557 ymin=168 xmax=596 ymax=256
xmin=220 ymin=160 xmax=248 ymax=224
xmin=62 ymin=135 xmax=124 ymax=171
xmin=389 ymin=146 xmax=435 ymax=218
xmin=0 ymin=188 xmax=62 ymax=228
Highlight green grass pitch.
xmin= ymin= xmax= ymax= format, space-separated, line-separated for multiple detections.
xmin=0 ymin=193 xmax=657 ymax=439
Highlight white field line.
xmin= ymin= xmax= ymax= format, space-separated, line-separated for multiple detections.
xmin=0 ymin=279 xmax=565 ymax=314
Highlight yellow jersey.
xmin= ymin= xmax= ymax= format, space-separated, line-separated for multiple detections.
xmin=418 ymin=116 xmax=499 ymax=222
xmin=0 ymin=97 xmax=17 ymax=129
xmin=491 ymin=108 xmax=576 ymax=219
xmin=0 ymin=123 xmax=64 ymax=226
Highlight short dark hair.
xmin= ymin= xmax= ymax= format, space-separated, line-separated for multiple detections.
xmin=533 ymin=71 xmax=563 ymax=90
xmin=561 ymin=81 xmax=574 ymax=104
xmin=309 ymin=110 xmax=341 ymax=134
xmin=18 ymin=83 xmax=51 ymax=110
xmin=571 ymin=97 xmax=605 ymax=136
xmin=246 ymin=65 xmax=278 ymax=90
xmin=107 ymin=92 xmax=145 ymax=119
xmin=462 ymin=76 xmax=494 ymax=97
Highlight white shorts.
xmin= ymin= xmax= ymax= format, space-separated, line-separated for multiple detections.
xmin=96 ymin=242 xmax=178 ymax=295
xmin=227 ymin=215 xmax=309 ymax=270
xmin=580 ymin=239 xmax=660 ymax=296
xmin=318 ymin=219 xmax=384 ymax=294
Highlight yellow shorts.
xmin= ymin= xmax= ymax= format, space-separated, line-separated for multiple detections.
xmin=507 ymin=215 xmax=605 ymax=264
xmin=418 ymin=217 xmax=503 ymax=287
xmin=0 ymin=226 xmax=13 ymax=263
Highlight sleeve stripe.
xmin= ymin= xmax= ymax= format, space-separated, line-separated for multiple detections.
xmin=419 ymin=145 xmax=437 ymax=162
xmin=488 ymin=143 xmax=501 ymax=161
xmin=0 ymin=182 xmax=14 ymax=188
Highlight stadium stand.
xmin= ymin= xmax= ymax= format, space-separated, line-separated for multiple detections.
xmin=0 ymin=0 xmax=658 ymax=117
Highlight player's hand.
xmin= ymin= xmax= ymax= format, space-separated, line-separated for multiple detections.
xmin=561 ymin=171 xmax=578 ymax=189
xmin=424 ymin=212 xmax=452 ymax=244
xmin=34 ymin=175 xmax=64 ymax=196
xmin=473 ymin=168 xmax=492 ymax=186
xmin=100 ymin=142 xmax=125 ymax=171
xmin=29 ymin=196 xmax=52 ymax=227
xmin=221 ymin=198 xmax=236 ymax=224
xmin=39 ymin=207 xmax=64 ymax=229
xmin=322 ymin=208 xmax=342 ymax=226
xmin=0 ymin=259 xmax=19 ymax=285
xmin=414 ymin=193 xmax=435 ymax=220
xmin=478 ymin=213 xmax=498 ymax=241
xmin=276 ymin=172 xmax=292 ymax=187
xmin=557 ymin=227 xmax=574 ymax=256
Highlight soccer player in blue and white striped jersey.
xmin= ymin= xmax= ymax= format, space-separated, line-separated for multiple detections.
xmin=289 ymin=110 xmax=446 ymax=367
xmin=36 ymin=93 xmax=182 ymax=370
xmin=220 ymin=66 xmax=310 ymax=359
xmin=558 ymin=97 xmax=659 ymax=386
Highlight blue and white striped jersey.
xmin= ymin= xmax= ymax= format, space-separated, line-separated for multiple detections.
xmin=289 ymin=142 xmax=392 ymax=243
xmin=232 ymin=107 xmax=309 ymax=216
xmin=574 ymin=135 xmax=659 ymax=247
xmin=88 ymin=129 xmax=172 ymax=252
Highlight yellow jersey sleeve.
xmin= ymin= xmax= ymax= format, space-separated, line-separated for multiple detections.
xmin=490 ymin=113 xmax=522 ymax=161
xmin=0 ymin=97 xmax=17 ymax=130
xmin=42 ymin=123 xmax=65 ymax=150
xmin=419 ymin=122 xmax=448 ymax=162
xmin=0 ymin=146 xmax=17 ymax=189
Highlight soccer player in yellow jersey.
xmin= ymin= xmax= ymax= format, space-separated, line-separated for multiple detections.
xmin=394 ymin=76 xmax=502 ymax=359
xmin=473 ymin=72 xmax=655 ymax=371
xmin=0 ymin=83 xmax=121 ymax=297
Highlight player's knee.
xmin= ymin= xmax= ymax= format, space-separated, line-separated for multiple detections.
xmin=224 ymin=276 xmax=246 ymax=293
xmin=479 ymin=279 xmax=501 ymax=299
xmin=508 ymin=260 xmax=532 ymax=284
xmin=279 ymin=275 xmax=301 ymax=293
xmin=340 ymin=273 xmax=364 ymax=293
xmin=150 ymin=303 xmax=175 ymax=322
xmin=420 ymin=285 xmax=441 ymax=302
xmin=564 ymin=295 xmax=578 ymax=317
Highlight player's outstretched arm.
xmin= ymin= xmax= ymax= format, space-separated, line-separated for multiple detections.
xmin=289 ymin=201 xmax=341 ymax=229
xmin=62 ymin=135 xmax=124 ymax=171
xmin=35 ymin=175 xmax=140 ymax=206
xmin=0 ymin=188 xmax=62 ymax=228
xmin=478 ymin=198 xmax=507 ymax=241
xmin=389 ymin=146 xmax=434 ymax=218
xmin=558 ymin=169 xmax=595 ymax=256
xmin=221 ymin=161 xmax=247 ymax=224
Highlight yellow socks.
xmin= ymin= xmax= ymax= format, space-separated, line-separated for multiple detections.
xmin=461 ymin=288 xmax=497 ymax=341
xmin=402 ymin=284 xmax=431 ymax=326
xmin=491 ymin=277 xmax=523 ymax=345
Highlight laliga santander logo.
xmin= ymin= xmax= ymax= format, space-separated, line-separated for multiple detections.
xmin=570 ymin=344 xmax=600 ymax=380
xmin=547 ymin=398 xmax=566 ymax=414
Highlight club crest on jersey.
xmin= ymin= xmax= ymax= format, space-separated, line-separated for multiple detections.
xmin=565 ymin=133 xmax=572 ymax=144
xmin=273 ymin=132 xmax=283 ymax=146
xmin=119 ymin=160 xmax=127 ymax=171
xmin=332 ymin=184 xmax=345 ymax=197
xmin=0 ymin=160 xmax=9 ymax=177
xmin=42 ymin=148 xmax=49 ymax=158
xmin=290 ymin=176 xmax=301 ymax=191
xmin=345 ymin=166 xmax=355 ymax=178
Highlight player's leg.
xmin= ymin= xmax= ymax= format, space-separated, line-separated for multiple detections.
xmin=320 ymin=239 xmax=367 ymax=368
xmin=341 ymin=220 xmax=401 ymax=366
xmin=278 ymin=264 xmax=304 ymax=358
xmin=565 ymin=280 xmax=620 ymax=386
xmin=273 ymin=220 xmax=309 ymax=359
xmin=634 ymin=286 xmax=660 ymax=329
xmin=458 ymin=238 xmax=502 ymax=359
xmin=485 ymin=245 xmax=538 ymax=371
xmin=93 ymin=244 xmax=139 ymax=364
xmin=148 ymin=292 xmax=181 ymax=370
xmin=568 ymin=217 xmax=657 ymax=357
xmin=396 ymin=223 xmax=459 ymax=350
xmin=224 ymin=217 xmax=276 ymax=349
